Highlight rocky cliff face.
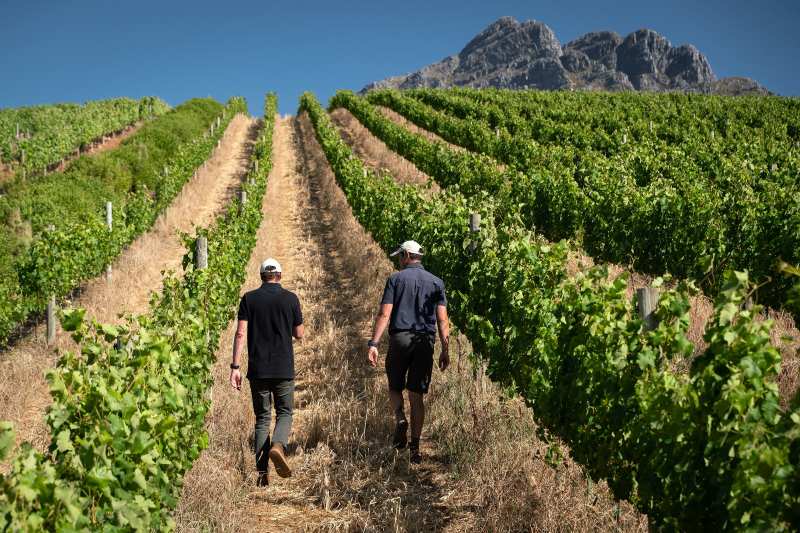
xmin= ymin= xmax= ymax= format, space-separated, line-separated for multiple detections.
xmin=362 ymin=17 xmax=769 ymax=96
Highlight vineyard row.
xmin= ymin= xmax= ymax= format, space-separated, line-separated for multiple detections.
xmin=0 ymin=94 xmax=278 ymax=531
xmin=301 ymin=92 xmax=799 ymax=531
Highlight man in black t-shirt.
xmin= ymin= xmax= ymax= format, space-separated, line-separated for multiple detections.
xmin=367 ymin=240 xmax=450 ymax=464
xmin=231 ymin=258 xmax=304 ymax=487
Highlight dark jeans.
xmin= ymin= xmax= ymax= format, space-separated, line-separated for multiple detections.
xmin=250 ymin=378 xmax=294 ymax=471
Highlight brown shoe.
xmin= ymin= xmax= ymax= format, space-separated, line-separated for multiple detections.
xmin=256 ymin=470 xmax=269 ymax=487
xmin=269 ymin=443 xmax=292 ymax=478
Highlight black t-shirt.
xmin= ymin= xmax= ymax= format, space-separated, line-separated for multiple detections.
xmin=381 ymin=263 xmax=446 ymax=336
xmin=237 ymin=283 xmax=303 ymax=379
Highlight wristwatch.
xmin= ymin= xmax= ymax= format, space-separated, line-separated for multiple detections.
xmin=367 ymin=340 xmax=378 ymax=348
xmin=230 ymin=363 xmax=240 ymax=370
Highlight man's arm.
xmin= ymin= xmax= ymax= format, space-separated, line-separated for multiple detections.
xmin=230 ymin=319 xmax=247 ymax=390
xmin=436 ymin=305 xmax=450 ymax=371
xmin=367 ymin=303 xmax=393 ymax=367
xmin=293 ymin=296 xmax=304 ymax=340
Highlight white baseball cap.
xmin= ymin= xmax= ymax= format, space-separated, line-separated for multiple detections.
xmin=259 ymin=258 xmax=282 ymax=274
xmin=390 ymin=240 xmax=424 ymax=257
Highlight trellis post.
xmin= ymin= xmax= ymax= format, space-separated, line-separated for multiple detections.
xmin=469 ymin=213 xmax=481 ymax=253
xmin=195 ymin=236 xmax=208 ymax=270
xmin=106 ymin=202 xmax=113 ymax=279
xmin=636 ymin=287 xmax=660 ymax=331
xmin=46 ymin=295 xmax=56 ymax=345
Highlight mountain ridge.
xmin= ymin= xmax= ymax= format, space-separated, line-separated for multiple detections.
xmin=362 ymin=17 xmax=769 ymax=96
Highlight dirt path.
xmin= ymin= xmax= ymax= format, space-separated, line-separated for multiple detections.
xmin=52 ymin=121 xmax=144 ymax=173
xmin=176 ymin=114 xmax=470 ymax=531
xmin=177 ymin=115 xmax=342 ymax=530
xmin=81 ymin=121 xmax=142 ymax=157
xmin=0 ymin=114 xmax=258 ymax=470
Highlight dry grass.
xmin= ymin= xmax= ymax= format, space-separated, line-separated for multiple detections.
xmin=177 ymin=113 xmax=398 ymax=531
xmin=322 ymin=110 xmax=647 ymax=531
xmin=0 ymin=114 xmax=258 ymax=472
xmin=429 ymin=347 xmax=648 ymax=532
xmin=376 ymin=106 xmax=467 ymax=156
xmin=771 ymin=309 xmax=800 ymax=405
xmin=175 ymin=114 xmax=338 ymax=531
xmin=330 ymin=108 xmax=438 ymax=192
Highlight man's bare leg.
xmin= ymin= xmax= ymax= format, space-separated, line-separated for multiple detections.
xmin=389 ymin=388 xmax=409 ymax=449
xmin=408 ymin=391 xmax=424 ymax=462
xmin=389 ymin=388 xmax=405 ymax=420
xmin=409 ymin=391 xmax=425 ymax=438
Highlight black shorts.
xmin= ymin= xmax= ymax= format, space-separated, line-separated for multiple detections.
xmin=385 ymin=331 xmax=435 ymax=394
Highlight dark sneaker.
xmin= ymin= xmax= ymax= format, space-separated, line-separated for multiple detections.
xmin=409 ymin=439 xmax=421 ymax=464
xmin=269 ymin=443 xmax=292 ymax=478
xmin=409 ymin=447 xmax=422 ymax=464
xmin=393 ymin=419 xmax=409 ymax=449
xmin=256 ymin=471 xmax=269 ymax=487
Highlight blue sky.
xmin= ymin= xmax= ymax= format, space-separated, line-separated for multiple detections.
xmin=1 ymin=0 xmax=798 ymax=114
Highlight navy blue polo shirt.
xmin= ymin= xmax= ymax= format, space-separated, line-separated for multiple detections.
xmin=381 ymin=263 xmax=447 ymax=336
xmin=237 ymin=283 xmax=303 ymax=379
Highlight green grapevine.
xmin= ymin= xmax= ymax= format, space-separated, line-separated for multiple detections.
xmin=0 ymin=97 xmax=169 ymax=175
xmin=0 ymin=97 xmax=246 ymax=345
xmin=0 ymin=94 xmax=278 ymax=531
xmin=345 ymin=89 xmax=799 ymax=313
xmin=301 ymin=91 xmax=799 ymax=531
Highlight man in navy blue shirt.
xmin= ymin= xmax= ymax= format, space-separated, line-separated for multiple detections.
xmin=367 ymin=240 xmax=450 ymax=463
xmin=231 ymin=258 xmax=304 ymax=487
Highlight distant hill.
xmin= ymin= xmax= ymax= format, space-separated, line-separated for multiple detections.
xmin=362 ymin=17 xmax=769 ymax=96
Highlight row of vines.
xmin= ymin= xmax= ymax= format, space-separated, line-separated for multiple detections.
xmin=0 ymin=93 xmax=277 ymax=530
xmin=352 ymin=89 xmax=799 ymax=312
xmin=301 ymin=92 xmax=799 ymax=531
xmin=0 ymin=97 xmax=169 ymax=175
xmin=0 ymin=97 xmax=246 ymax=345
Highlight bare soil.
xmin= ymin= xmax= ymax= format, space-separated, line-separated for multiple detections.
xmin=0 ymin=114 xmax=258 ymax=472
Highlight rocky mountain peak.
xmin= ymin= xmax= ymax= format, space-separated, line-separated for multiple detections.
xmin=564 ymin=31 xmax=622 ymax=70
xmin=362 ymin=17 xmax=768 ymax=96
xmin=459 ymin=17 xmax=561 ymax=64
